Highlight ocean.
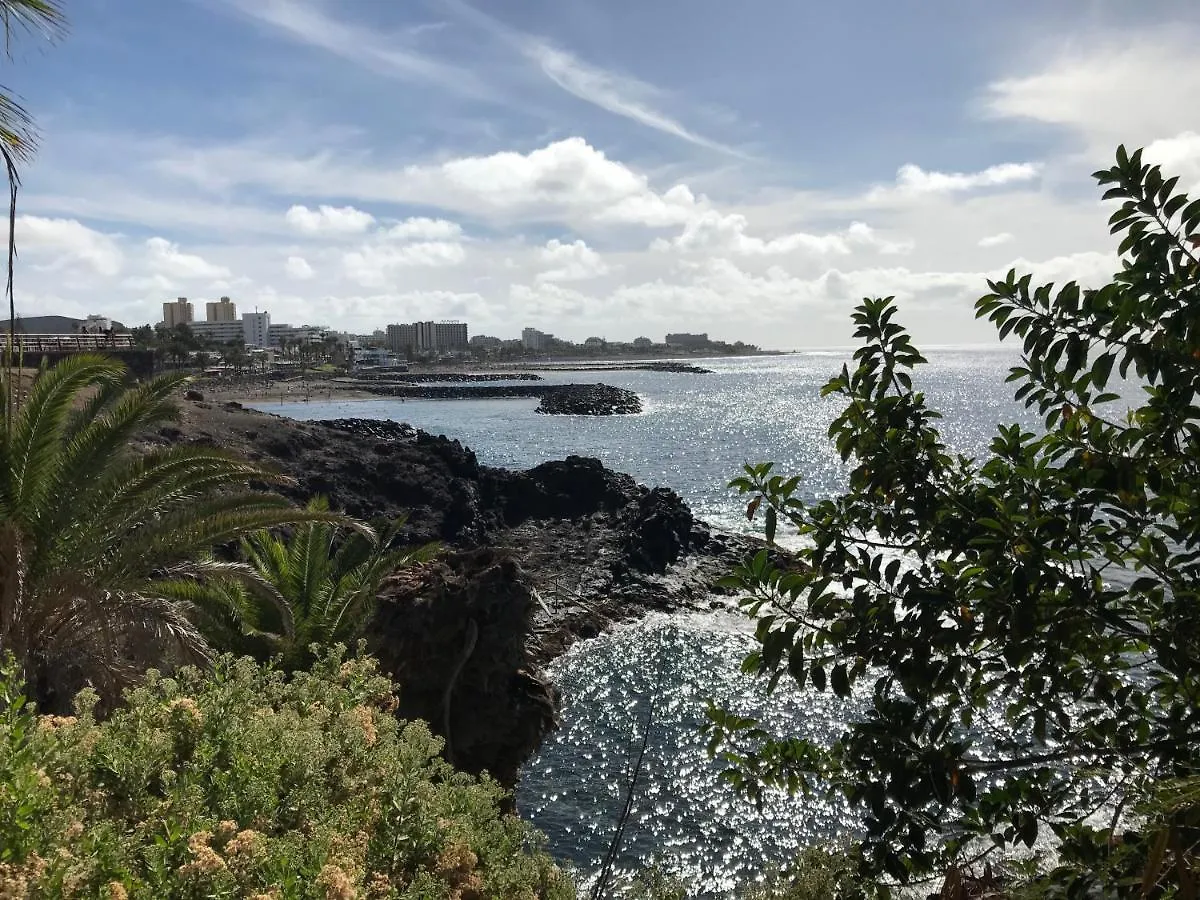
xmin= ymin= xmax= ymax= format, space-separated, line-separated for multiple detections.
xmin=253 ymin=349 xmax=1038 ymax=894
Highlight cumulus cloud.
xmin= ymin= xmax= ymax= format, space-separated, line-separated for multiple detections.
xmin=535 ymin=239 xmax=610 ymax=282
xmin=156 ymin=137 xmax=704 ymax=231
xmin=385 ymin=217 xmax=463 ymax=241
xmin=984 ymin=31 xmax=1200 ymax=153
xmin=285 ymin=255 xmax=314 ymax=279
xmin=868 ymin=162 xmax=1042 ymax=202
xmin=17 ymin=215 xmax=124 ymax=276
xmin=286 ymin=204 xmax=376 ymax=235
xmin=654 ymin=212 xmax=911 ymax=258
xmin=1143 ymin=131 xmax=1200 ymax=190
xmin=144 ymin=237 xmax=230 ymax=280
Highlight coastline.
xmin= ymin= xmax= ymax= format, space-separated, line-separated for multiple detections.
xmin=147 ymin=396 xmax=768 ymax=788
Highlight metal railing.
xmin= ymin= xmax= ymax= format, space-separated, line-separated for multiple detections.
xmin=3 ymin=333 xmax=135 ymax=352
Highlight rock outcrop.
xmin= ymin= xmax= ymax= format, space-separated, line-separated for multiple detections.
xmin=148 ymin=401 xmax=760 ymax=786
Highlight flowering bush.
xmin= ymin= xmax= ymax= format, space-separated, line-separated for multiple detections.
xmin=0 ymin=648 xmax=572 ymax=899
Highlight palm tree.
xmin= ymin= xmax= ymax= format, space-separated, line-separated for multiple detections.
xmin=0 ymin=354 xmax=345 ymax=705
xmin=198 ymin=498 xmax=437 ymax=670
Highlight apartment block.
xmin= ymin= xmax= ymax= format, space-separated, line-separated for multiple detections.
xmin=162 ymin=297 xmax=194 ymax=328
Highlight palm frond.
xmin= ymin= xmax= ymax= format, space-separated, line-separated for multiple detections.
xmin=0 ymin=0 xmax=66 ymax=45
xmin=4 ymin=355 xmax=125 ymax=516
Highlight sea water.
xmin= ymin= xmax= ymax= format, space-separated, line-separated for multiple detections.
xmin=255 ymin=350 xmax=1039 ymax=893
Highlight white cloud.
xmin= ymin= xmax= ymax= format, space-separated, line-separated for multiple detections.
xmin=385 ymin=217 xmax=463 ymax=241
xmin=978 ymin=232 xmax=1014 ymax=248
xmin=1143 ymin=131 xmax=1200 ymax=191
xmin=655 ymin=212 xmax=911 ymax=258
xmin=16 ymin=215 xmax=123 ymax=276
xmin=285 ymin=255 xmax=314 ymax=280
xmin=211 ymin=0 xmax=491 ymax=100
xmin=868 ymin=162 xmax=1041 ymax=202
xmin=983 ymin=31 xmax=1200 ymax=153
xmin=144 ymin=237 xmax=230 ymax=280
xmin=150 ymin=136 xmax=706 ymax=232
xmin=536 ymin=238 xmax=610 ymax=282
xmin=286 ymin=204 xmax=376 ymax=235
xmin=526 ymin=42 xmax=741 ymax=155
xmin=342 ymin=242 xmax=466 ymax=288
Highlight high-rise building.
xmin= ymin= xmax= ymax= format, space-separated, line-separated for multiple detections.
xmin=162 ymin=297 xmax=194 ymax=328
xmin=242 ymin=312 xmax=271 ymax=348
xmin=206 ymin=296 xmax=237 ymax=322
xmin=386 ymin=323 xmax=419 ymax=353
xmin=389 ymin=321 xmax=468 ymax=354
xmin=428 ymin=322 xmax=468 ymax=352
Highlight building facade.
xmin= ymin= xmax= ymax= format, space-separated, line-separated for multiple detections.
xmin=386 ymin=323 xmax=419 ymax=354
xmin=162 ymin=297 xmax=194 ymax=328
xmin=206 ymin=297 xmax=237 ymax=322
xmin=388 ymin=321 xmax=468 ymax=354
xmin=665 ymin=332 xmax=709 ymax=348
xmin=242 ymin=312 xmax=271 ymax=348
xmin=189 ymin=321 xmax=243 ymax=344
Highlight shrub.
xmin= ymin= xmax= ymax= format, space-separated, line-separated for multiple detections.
xmin=0 ymin=647 xmax=572 ymax=899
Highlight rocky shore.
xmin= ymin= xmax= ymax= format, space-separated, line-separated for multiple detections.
xmin=146 ymin=400 xmax=765 ymax=786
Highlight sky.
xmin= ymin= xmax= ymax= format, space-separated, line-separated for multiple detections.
xmin=9 ymin=0 xmax=1200 ymax=348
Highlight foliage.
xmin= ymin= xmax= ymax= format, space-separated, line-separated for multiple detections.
xmin=0 ymin=355 xmax=342 ymax=705
xmin=738 ymin=847 xmax=872 ymax=900
xmin=196 ymin=497 xmax=438 ymax=669
xmin=612 ymin=848 xmax=869 ymax=900
xmin=0 ymin=648 xmax=573 ymax=898
xmin=707 ymin=145 xmax=1200 ymax=891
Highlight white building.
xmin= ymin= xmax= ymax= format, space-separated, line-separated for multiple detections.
xmin=162 ymin=297 xmax=193 ymax=328
xmin=243 ymin=312 xmax=271 ymax=348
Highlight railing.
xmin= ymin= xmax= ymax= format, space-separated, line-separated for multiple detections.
xmin=3 ymin=333 xmax=136 ymax=352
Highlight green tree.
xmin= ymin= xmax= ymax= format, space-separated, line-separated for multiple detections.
xmin=198 ymin=497 xmax=437 ymax=670
xmin=0 ymin=355 xmax=342 ymax=706
xmin=129 ymin=323 xmax=154 ymax=348
xmin=710 ymin=146 xmax=1200 ymax=892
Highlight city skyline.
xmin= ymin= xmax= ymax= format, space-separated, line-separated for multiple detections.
xmin=9 ymin=2 xmax=1200 ymax=348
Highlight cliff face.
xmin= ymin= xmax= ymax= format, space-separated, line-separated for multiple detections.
xmin=149 ymin=400 xmax=756 ymax=786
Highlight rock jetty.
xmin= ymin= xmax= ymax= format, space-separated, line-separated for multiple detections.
xmin=535 ymin=384 xmax=641 ymax=415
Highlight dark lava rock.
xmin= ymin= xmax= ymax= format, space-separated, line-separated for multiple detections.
xmin=495 ymin=456 xmax=641 ymax=524
xmin=320 ymin=417 xmax=417 ymax=442
xmin=146 ymin=401 xmax=769 ymax=786
xmin=620 ymin=486 xmax=707 ymax=574
xmin=369 ymin=549 xmax=557 ymax=788
xmin=536 ymin=383 xmax=641 ymax=416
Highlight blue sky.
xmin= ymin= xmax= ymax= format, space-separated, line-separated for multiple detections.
xmin=11 ymin=0 xmax=1200 ymax=346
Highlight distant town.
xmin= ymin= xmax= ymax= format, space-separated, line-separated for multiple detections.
xmin=11 ymin=295 xmax=768 ymax=371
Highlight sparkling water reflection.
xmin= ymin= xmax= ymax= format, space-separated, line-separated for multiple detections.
xmin=255 ymin=350 xmax=1045 ymax=891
